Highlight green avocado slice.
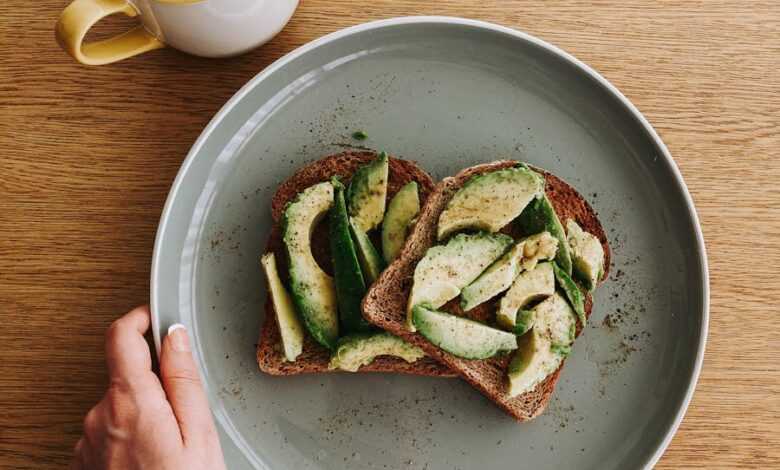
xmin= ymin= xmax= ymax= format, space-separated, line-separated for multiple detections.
xmin=437 ymin=166 xmax=544 ymax=241
xmin=349 ymin=219 xmax=384 ymax=284
xmin=260 ymin=252 xmax=304 ymax=362
xmin=461 ymin=232 xmax=558 ymax=312
xmin=382 ymin=181 xmax=420 ymax=263
xmin=347 ymin=152 xmax=389 ymax=233
xmin=507 ymin=293 xmax=576 ymax=397
xmin=566 ymin=219 xmax=605 ymax=291
xmin=517 ymin=193 xmax=573 ymax=275
xmin=460 ymin=242 xmax=526 ymax=311
xmin=412 ymin=305 xmax=518 ymax=360
xmin=283 ymin=182 xmax=339 ymax=350
xmin=552 ymin=261 xmax=586 ymax=327
xmin=328 ymin=332 xmax=425 ymax=372
xmin=406 ymin=232 xmax=513 ymax=331
xmin=512 ymin=309 xmax=536 ymax=336
xmin=329 ymin=179 xmax=372 ymax=334
xmin=496 ymin=262 xmax=555 ymax=330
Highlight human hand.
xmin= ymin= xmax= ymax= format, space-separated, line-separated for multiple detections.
xmin=72 ymin=306 xmax=226 ymax=470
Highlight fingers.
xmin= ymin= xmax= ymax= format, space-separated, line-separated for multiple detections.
xmin=74 ymin=400 xmax=105 ymax=470
xmin=160 ymin=324 xmax=216 ymax=446
xmin=71 ymin=438 xmax=85 ymax=470
xmin=105 ymin=306 xmax=153 ymax=384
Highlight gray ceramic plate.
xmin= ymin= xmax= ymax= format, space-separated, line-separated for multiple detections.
xmin=151 ymin=17 xmax=708 ymax=470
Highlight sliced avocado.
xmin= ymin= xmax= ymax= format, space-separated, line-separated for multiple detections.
xmin=552 ymin=261 xmax=586 ymax=327
xmin=517 ymin=193 xmax=573 ymax=275
xmin=381 ymin=181 xmax=420 ymax=263
xmin=550 ymin=343 xmax=572 ymax=356
xmin=283 ymin=182 xmax=339 ymax=350
xmin=347 ymin=152 xmax=389 ymax=233
xmin=513 ymin=309 xmax=536 ymax=336
xmin=460 ymin=232 xmax=558 ymax=311
xmin=346 ymin=154 xmax=389 ymax=283
xmin=413 ymin=305 xmax=517 ymax=360
xmin=460 ymin=242 xmax=524 ymax=311
xmin=566 ymin=219 xmax=605 ymax=291
xmin=328 ymin=332 xmax=425 ymax=372
xmin=507 ymin=293 xmax=576 ymax=397
xmin=496 ymin=262 xmax=555 ymax=329
xmin=406 ymin=232 xmax=513 ymax=331
xmin=260 ymin=252 xmax=304 ymax=362
xmin=518 ymin=231 xmax=559 ymax=271
xmin=437 ymin=166 xmax=544 ymax=241
xmin=349 ymin=219 xmax=384 ymax=284
xmin=507 ymin=332 xmax=539 ymax=393
xmin=329 ymin=179 xmax=372 ymax=334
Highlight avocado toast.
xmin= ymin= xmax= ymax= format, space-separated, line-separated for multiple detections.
xmin=363 ymin=161 xmax=610 ymax=420
xmin=257 ymin=150 xmax=454 ymax=377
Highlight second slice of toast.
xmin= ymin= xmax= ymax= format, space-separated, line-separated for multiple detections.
xmin=257 ymin=150 xmax=455 ymax=377
xmin=363 ymin=161 xmax=611 ymax=419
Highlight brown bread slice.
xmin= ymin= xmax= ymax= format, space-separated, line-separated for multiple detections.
xmin=257 ymin=150 xmax=455 ymax=377
xmin=363 ymin=161 xmax=611 ymax=419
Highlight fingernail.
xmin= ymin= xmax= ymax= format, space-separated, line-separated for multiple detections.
xmin=167 ymin=324 xmax=190 ymax=352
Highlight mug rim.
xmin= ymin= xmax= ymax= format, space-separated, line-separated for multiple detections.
xmin=152 ymin=0 xmax=204 ymax=5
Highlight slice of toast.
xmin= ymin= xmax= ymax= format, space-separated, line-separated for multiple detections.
xmin=363 ymin=161 xmax=611 ymax=419
xmin=257 ymin=150 xmax=455 ymax=377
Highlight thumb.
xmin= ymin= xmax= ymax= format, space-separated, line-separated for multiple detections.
xmin=160 ymin=324 xmax=216 ymax=446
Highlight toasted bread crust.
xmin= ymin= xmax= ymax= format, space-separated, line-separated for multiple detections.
xmin=363 ymin=161 xmax=611 ymax=420
xmin=257 ymin=150 xmax=455 ymax=377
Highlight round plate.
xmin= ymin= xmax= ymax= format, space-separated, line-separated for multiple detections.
xmin=151 ymin=17 xmax=708 ymax=470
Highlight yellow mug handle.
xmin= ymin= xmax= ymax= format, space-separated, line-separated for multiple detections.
xmin=56 ymin=0 xmax=165 ymax=65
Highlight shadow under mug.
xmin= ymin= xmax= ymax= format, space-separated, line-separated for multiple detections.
xmin=56 ymin=0 xmax=300 ymax=65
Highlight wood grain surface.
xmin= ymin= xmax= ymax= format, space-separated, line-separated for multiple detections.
xmin=1 ymin=1 xmax=778 ymax=468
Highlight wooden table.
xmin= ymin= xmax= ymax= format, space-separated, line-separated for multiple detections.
xmin=1 ymin=1 xmax=778 ymax=468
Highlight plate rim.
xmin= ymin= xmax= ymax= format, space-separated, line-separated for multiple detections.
xmin=150 ymin=15 xmax=709 ymax=470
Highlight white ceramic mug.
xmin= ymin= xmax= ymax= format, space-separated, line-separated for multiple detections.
xmin=56 ymin=0 xmax=299 ymax=65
